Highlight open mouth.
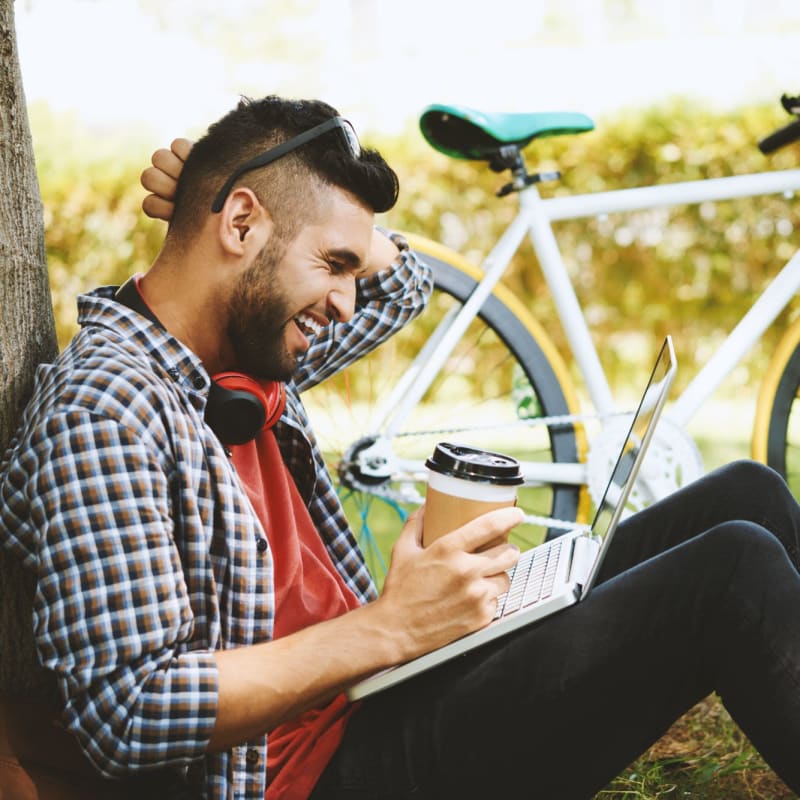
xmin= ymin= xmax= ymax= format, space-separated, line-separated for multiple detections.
xmin=294 ymin=311 xmax=325 ymax=338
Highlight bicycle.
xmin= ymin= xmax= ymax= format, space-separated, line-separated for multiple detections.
xmin=303 ymin=93 xmax=800 ymax=580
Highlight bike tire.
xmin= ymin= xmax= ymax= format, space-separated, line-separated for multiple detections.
xmin=303 ymin=234 xmax=587 ymax=582
xmin=754 ymin=316 xmax=800 ymax=498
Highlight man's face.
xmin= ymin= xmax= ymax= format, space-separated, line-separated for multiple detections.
xmin=227 ymin=187 xmax=373 ymax=380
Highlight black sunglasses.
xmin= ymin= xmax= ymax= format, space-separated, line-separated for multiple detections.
xmin=210 ymin=116 xmax=362 ymax=213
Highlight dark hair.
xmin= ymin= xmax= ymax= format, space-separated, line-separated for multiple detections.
xmin=169 ymin=95 xmax=399 ymax=239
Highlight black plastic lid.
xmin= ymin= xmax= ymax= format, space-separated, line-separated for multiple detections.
xmin=425 ymin=442 xmax=523 ymax=485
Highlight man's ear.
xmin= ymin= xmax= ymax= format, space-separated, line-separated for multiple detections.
xmin=217 ymin=187 xmax=273 ymax=256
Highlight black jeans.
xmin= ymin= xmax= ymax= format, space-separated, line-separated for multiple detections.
xmin=311 ymin=461 xmax=800 ymax=799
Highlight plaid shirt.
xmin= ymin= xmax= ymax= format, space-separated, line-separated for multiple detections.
xmin=0 ymin=235 xmax=431 ymax=799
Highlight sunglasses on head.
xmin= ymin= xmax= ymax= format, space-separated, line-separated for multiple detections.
xmin=210 ymin=116 xmax=362 ymax=213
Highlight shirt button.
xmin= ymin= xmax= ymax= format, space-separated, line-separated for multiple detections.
xmin=256 ymin=537 xmax=268 ymax=553
xmin=167 ymin=367 xmax=180 ymax=380
xmin=193 ymin=375 xmax=205 ymax=390
xmin=245 ymin=748 xmax=260 ymax=766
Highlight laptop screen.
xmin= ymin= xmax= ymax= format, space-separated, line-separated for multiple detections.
xmin=580 ymin=336 xmax=677 ymax=595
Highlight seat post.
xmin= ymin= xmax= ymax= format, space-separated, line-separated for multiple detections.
xmin=493 ymin=147 xmax=561 ymax=198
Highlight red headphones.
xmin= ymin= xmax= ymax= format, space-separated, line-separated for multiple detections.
xmin=114 ymin=277 xmax=286 ymax=446
xmin=207 ymin=372 xmax=286 ymax=445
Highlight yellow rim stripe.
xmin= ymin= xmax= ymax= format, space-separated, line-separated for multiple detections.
xmin=753 ymin=316 xmax=800 ymax=461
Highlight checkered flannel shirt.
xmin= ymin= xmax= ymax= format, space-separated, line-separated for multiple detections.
xmin=0 ymin=234 xmax=432 ymax=799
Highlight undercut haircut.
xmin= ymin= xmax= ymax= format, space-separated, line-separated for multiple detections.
xmin=168 ymin=95 xmax=399 ymax=243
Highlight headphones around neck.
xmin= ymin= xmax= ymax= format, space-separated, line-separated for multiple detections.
xmin=114 ymin=276 xmax=286 ymax=446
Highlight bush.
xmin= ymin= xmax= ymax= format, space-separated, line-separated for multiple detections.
xmin=31 ymin=103 xmax=165 ymax=347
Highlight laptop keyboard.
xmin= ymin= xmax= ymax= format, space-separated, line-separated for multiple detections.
xmin=494 ymin=538 xmax=564 ymax=619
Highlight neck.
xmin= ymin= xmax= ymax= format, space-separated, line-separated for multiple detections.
xmin=138 ymin=253 xmax=235 ymax=374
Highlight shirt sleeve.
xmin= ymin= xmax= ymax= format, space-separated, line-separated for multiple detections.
xmin=291 ymin=230 xmax=434 ymax=392
xmin=21 ymin=408 xmax=219 ymax=777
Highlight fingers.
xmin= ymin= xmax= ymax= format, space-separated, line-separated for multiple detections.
xmin=142 ymin=193 xmax=176 ymax=222
xmin=140 ymin=138 xmax=192 ymax=222
xmin=476 ymin=537 xmax=520 ymax=575
xmin=151 ymin=143 xmax=188 ymax=183
xmin=170 ymin=137 xmax=193 ymax=162
xmin=141 ymin=163 xmax=178 ymax=200
xmin=484 ymin=571 xmax=512 ymax=615
xmin=391 ymin=505 xmax=521 ymax=576
xmin=140 ymin=138 xmax=192 ymax=204
xmin=447 ymin=506 xmax=525 ymax=555
xmin=389 ymin=508 xmax=424 ymax=560
xmin=379 ymin=507 xmax=522 ymax=656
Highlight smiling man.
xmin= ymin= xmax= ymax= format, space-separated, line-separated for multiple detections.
xmin=0 ymin=95 xmax=524 ymax=799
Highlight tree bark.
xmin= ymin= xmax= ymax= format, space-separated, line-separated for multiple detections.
xmin=0 ymin=0 xmax=59 ymax=700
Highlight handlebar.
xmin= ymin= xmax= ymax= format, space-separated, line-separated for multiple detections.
xmin=759 ymin=119 xmax=800 ymax=154
xmin=758 ymin=93 xmax=800 ymax=154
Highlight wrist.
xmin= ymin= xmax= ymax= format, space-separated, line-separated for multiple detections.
xmin=365 ymin=227 xmax=401 ymax=276
xmin=355 ymin=595 xmax=411 ymax=667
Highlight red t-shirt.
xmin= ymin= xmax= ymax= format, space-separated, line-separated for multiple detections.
xmin=230 ymin=428 xmax=361 ymax=800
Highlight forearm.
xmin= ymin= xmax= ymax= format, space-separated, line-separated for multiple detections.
xmin=209 ymin=601 xmax=404 ymax=751
xmin=209 ymin=504 xmax=524 ymax=752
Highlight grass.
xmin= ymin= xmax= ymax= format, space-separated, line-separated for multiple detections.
xmin=598 ymin=696 xmax=796 ymax=799
xmin=339 ymin=397 xmax=798 ymax=799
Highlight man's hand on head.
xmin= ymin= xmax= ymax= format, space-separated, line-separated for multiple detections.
xmin=141 ymin=137 xmax=193 ymax=222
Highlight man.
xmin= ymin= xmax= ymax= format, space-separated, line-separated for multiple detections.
xmin=0 ymin=95 xmax=522 ymax=799
xmin=4 ymin=95 xmax=800 ymax=800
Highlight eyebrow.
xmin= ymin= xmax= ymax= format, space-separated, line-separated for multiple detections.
xmin=324 ymin=247 xmax=365 ymax=272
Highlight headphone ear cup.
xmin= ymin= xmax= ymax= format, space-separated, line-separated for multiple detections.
xmin=205 ymin=381 xmax=266 ymax=446
xmin=260 ymin=380 xmax=287 ymax=429
xmin=208 ymin=372 xmax=286 ymax=445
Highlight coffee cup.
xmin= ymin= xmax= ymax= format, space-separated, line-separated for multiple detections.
xmin=422 ymin=442 xmax=524 ymax=547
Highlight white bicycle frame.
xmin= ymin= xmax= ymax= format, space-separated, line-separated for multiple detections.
xmin=362 ymin=167 xmax=800 ymax=489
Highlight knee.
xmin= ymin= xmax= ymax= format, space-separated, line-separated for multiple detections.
xmin=708 ymin=519 xmax=787 ymax=568
xmin=715 ymin=459 xmax=791 ymax=503
xmin=717 ymin=458 xmax=780 ymax=487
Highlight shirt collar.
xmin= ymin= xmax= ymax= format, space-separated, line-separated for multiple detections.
xmin=78 ymin=285 xmax=213 ymax=397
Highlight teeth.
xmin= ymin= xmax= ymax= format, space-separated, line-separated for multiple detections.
xmin=295 ymin=313 xmax=323 ymax=337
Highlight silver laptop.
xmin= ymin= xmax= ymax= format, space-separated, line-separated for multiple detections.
xmin=347 ymin=336 xmax=677 ymax=700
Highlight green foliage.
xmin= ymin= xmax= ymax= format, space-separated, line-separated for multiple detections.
xmin=36 ymin=98 xmax=800 ymax=407
xmin=31 ymin=103 xmax=166 ymax=347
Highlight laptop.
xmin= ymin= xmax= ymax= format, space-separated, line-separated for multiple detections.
xmin=347 ymin=335 xmax=677 ymax=700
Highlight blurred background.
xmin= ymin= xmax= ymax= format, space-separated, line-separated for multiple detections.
xmin=16 ymin=0 xmax=800 ymax=139
xmin=13 ymin=0 xmax=800 ymax=467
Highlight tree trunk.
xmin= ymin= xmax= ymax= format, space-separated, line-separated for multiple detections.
xmin=0 ymin=0 xmax=60 ymax=701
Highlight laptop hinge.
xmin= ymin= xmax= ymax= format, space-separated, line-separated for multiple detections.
xmin=568 ymin=533 xmax=599 ymax=588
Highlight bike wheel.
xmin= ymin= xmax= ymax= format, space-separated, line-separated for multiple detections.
xmin=302 ymin=234 xmax=587 ymax=583
xmin=754 ymin=317 xmax=800 ymax=498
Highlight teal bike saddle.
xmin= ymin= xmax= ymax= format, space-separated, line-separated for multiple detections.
xmin=419 ymin=104 xmax=595 ymax=160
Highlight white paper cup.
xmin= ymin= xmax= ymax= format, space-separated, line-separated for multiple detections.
xmin=422 ymin=442 xmax=523 ymax=547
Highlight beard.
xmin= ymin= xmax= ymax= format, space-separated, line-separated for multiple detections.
xmin=226 ymin=238 xmax=297 ymax=381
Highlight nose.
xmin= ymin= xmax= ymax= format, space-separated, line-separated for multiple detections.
xmin=326 ymin=275 xmax=357 ymax=324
